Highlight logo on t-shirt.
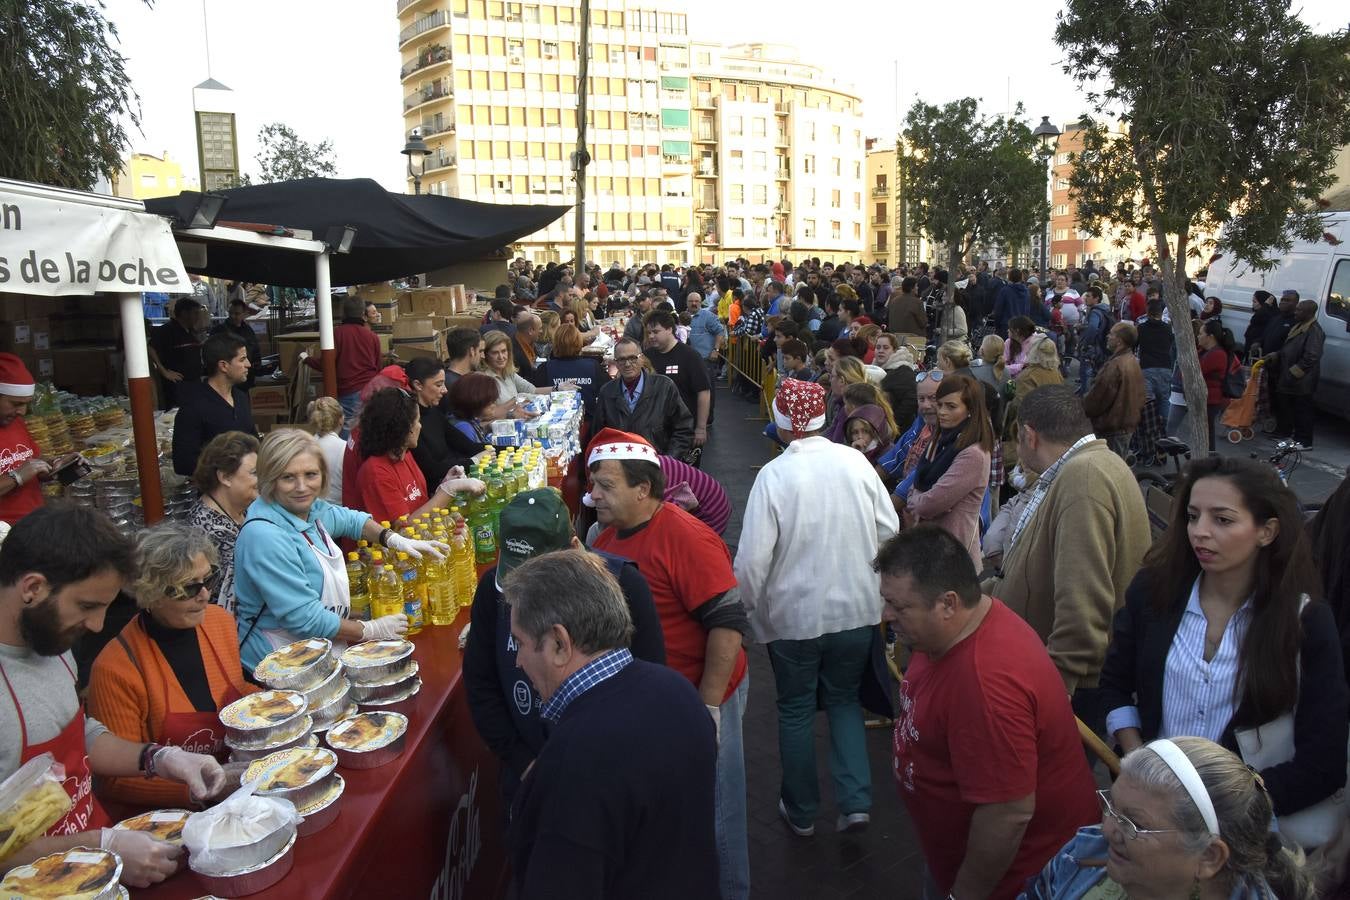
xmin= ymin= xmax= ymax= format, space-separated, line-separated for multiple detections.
xmin=663 ymin=365 xmax=679 ymax=375
xmin=513 ymin=679 xmax=533 ymax=716
xmin=0 ymin=442 xmax=35 ymax=474
xmin=405 ymin=482 xmax=424 ymax=503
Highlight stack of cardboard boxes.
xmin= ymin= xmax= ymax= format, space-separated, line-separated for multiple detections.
xmin=0 ymin=295 xmax=124 ymax=395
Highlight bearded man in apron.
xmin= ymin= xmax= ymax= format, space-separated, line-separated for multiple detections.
xmin=0 ymin=507 xmax=228 ymax=889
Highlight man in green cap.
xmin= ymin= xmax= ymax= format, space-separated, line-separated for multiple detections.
xmin=462 ymin=488 xmax=666 ymax=804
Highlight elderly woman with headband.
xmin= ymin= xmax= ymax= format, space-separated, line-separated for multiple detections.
xmin=88 ymin=524 xmax=255 ymax=809
xmin=233 ymin=428 xmax=447 ymax=673
xmin=1020 ymin=736 xmax=1312 ymax=899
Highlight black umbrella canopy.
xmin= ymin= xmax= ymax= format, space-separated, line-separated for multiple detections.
xmin=144 ymin=178 xmax=570 ymax=288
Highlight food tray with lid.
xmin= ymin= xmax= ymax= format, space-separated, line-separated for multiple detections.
xmin=295 ymin=773 xmax=344 ymax=836
xmin=347 ymin=661 xmax=419 ymax=704
xmin=0 ymin=847 xmax=123 ymax=900
xmin=253 ymin=638 xmax=338 ymax=692
xmin=112 ymin=808 xmax=192 ymax=846
xmin=358 ymin=675 xmax=422 ymax=712
xmin=226 ymin=723 xmax=315 ymax=764
xmin=244 ymin=747 xmax=338 ymax=812
xmin=325 ymin=712 xmax=409 ymax=769
xmin=300 ymin=662 xmax=347 ymax=710
xmin=307 ymin=677 xmax=353 ymax=731
xmin=310 ymin=697 xmax=356 ymax=734
xmin=189 ymin=830 xmax=296 ymax=897
xmin=219 ymin=690 xmax=308 ymax=749
xmin=340 ymin=639 xmax=414 ymax=684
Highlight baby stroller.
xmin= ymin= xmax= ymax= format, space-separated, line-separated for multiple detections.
xmin=1219 ymin=358 xmax=1267 ymax=444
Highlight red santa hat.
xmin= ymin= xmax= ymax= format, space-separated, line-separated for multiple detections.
xmin=773 ymin=378 xmax=827 ymax=435
xmin=587 ymin=427 xmax=659 ymax=468
xmin=0 ymin=353 xmax=35 ymax=399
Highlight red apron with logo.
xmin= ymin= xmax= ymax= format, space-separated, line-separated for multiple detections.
xmin=115 ymin=629 xmax=243 ymax=761
xmin=0 ymin=655 xmax=109 ymax=836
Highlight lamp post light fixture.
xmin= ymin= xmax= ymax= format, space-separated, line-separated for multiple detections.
xmin=402 ymin=129 xmax=430 ymax=195
xmin=1032 ymin=116 xmax=1062 ymax=277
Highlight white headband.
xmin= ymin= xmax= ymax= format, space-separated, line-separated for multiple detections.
xmin=771 ymin=403 xmax=826 ymax=435
xmin=1148 ymin=739 xmax=1220 ymax=836
xmin=0 ymin=382 xmax=34 ymax=399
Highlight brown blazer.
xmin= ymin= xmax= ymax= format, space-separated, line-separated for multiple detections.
xmin=1082 ymin=350 xmax=1145 ymax=435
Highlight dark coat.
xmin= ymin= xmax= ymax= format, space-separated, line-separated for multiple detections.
xmin=591 ymin=372 xmax=693 ymax=457
xmin=992 ymin=282 xmax=1030 ymax=334
xmin=1274 ymin=320 xmax=1326 ymax=396
xmin=879 ymin=364 xmax=918 ymax=430
xmin=1098 ymin=571 xmax=1348 ymax=817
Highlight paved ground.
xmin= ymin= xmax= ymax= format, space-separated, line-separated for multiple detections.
xmin=704 ymin=382 xmax=925 ymax=900
xmin=703 ymin=377 xmax=1350 ymax=898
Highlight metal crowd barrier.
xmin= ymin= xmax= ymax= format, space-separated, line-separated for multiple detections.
xmin=726 ymin=334 xmax=775 ymax=420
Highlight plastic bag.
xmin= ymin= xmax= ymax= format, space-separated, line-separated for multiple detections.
xmin=182 ymin=782 xmax=299 ymax=875
xmin=0 ymin=752 xmax=72 ymax=862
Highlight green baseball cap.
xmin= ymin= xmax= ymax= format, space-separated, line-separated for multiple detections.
xmin=495 ymin=488 xmax=574 ymax=590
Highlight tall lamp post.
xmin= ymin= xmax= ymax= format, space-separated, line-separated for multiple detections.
xmin=1032 ymin=116 xmax=1061 ymax=277
xmin=402 ymin=129 xmax=430 ymax=195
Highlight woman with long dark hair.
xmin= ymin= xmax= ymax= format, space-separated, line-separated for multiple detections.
xmin=1099 ymin=456 xmax=1348 ymax=845
xmin=898 ymin=375 xmax=993 ymax=565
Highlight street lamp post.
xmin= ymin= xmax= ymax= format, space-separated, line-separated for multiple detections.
xmin=1032 ymin=116 xmax=1061 ymax=277
xmin=402 ymin=129 xmax=430 ymax=195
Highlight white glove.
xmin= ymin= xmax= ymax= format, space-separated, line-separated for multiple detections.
xmin=153 ymin=746 xmax=228 ymax=805
xmin=102 ymin=827 xmax=181 ymax=888
xmin=439 ymin=474 xmax=486 ymax=497
xmin=387 ymin=532 xmax=449 ymax=561
xmin=707 ymin=704 xmax=721 ymax=747
xmin=362 ymin=613 xmax=409 ymax=641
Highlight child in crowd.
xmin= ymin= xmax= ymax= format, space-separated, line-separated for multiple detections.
xmin=780 ymin=339 xmax=817 ymax=382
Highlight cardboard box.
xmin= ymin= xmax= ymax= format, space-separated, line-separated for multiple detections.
xmin=273 ymin=332 xmax=320 ymax=378
xmin=353 ymin=282 xmax=397 ymax=302
xmin=249 ymin=384 xmax=291 ymax=416
xmin=403 ymin=289 xmax=457 ymax=317
xmin=392 ymin=315 xmax=442 ymax=341
xmin=52 ymin=345 xmax=121 ymax=395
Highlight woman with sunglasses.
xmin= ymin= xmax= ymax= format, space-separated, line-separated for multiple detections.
xmin=88 ymin=523 xmax=257 ymax=810
xmin=1020 ymin=737 xmax=1312 ymax=899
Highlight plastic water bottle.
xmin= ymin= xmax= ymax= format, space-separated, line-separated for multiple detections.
xmin=346 ymin=552 xmax=371 ymax=622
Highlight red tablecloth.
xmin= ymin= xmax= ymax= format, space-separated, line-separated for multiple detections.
xmin=135 ymin=607 xmax=508 ymax=899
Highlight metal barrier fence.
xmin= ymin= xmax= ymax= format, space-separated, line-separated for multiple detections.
xmin=725 ymin=334 xmax=776 ymax=420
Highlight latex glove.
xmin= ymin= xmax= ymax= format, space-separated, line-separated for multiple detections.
xmin=362 ymin=613 xmax=409 ymax=641
xmin=153 ymin=746 xmax=227 ymax=805
xmin=439 ymin=473 xmax=486 ymax=497
xmin=706 ymin=704 xmax=721 ymax=747
xmin=387 ymin=532 xmax=449 ymax=561
xmin=102 ymin=827 xmax=181 ymax=887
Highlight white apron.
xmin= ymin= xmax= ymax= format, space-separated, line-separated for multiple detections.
xmin=259 ymin=520 xmax=352 ymax=656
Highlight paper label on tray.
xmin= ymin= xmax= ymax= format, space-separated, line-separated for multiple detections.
xmin=64 ymin=851 xmax=107 ymax=864
xmin=148 ymin=811 xmax=183 ymax=822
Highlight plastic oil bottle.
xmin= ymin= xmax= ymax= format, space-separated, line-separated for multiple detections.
xmin=369 ymin=553 xmax=403 ymax=620
xmin=395 ymin=552 xmax=425 ymax=634
xmin=425 ymin=540 xmax=456 ymax=626
xmin=470 ymin=491 xmax=497 ymax=565
xmin=452 ymin=518 xmax=476 ymax=609
xmin=346 ymin=552 xmax=371 ymax=621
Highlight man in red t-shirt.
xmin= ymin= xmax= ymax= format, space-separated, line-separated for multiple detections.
xmin=878 ymin=525 xmax=1098 ymax=900
xmin=0 ymin=354 xmax=48 ymax=525
xmin=588 ymin=427 xmax=750 ymax=900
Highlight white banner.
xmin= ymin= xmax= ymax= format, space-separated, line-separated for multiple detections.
xmin=0 ymin=187 xmax=189 ymax=296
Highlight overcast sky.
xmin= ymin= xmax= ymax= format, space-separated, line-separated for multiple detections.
xmin=102 ymin=0 xmax=1347 ymax=192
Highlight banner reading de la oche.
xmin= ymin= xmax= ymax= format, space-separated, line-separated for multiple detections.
xmin=0 ymin=187 xmax=189 ymax=296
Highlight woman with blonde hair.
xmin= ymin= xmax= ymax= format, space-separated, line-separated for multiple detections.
xmin=1002 ymin=336 xmax=1065 ymax=471
xmin=536 ymin=310 xmax=560 ymax=360
xmin=825 ymin=356 xmax=871 ymax=443
xmin=854 ymin=323 xmax=882 ymax=365
xmin=480 ymin=329 xmax=553 ymax=408
xmin=88 ymin=523 xmax=256 ymax=807
xmin=232 ymin=428 xmax=447 ymax=671
xmin=307 ymin=395 xmax=346 ymax=503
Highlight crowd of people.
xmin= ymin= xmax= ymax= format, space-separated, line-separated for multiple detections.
xmin=0 ymin=250 xmax=1343 ymax=900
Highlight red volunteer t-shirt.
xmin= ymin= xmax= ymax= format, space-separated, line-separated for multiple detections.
xmin=893 ymin=599 xmax=1098 ymax=900
xmin=0 ymin=417 xmax=44 ymax=525
xmin=356 ymin=452 xmax=428 ymax=525
xmin=595 ymin=503 xmax=744 ymax=701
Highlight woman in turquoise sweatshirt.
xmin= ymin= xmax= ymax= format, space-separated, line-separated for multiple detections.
xmin=233 ymin=429 xmax=447 ymax=672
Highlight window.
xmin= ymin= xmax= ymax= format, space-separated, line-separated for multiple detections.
xmin=753 ymin=217 xmax=768 ymax=238
xmin=508 ymin=71 xmax=524 ymax=89
xmin=509 ymin=107 xmax=525 ymax=126
xmin=729 ymin=116 xmax=743 ymax=137
xmin=488 ymin=1 xmax=503 ymax=18
xmin=875 ymin=232 xmax=888 ymax=252
xmin=808 ymin=188 xmax=817 ymax=206
xmin=729 ymin=217 xmax=745 ymax=238
xmin=139 ymin=173 xmax=157 ymax=187
xmin=831 ymin=220 xmax=841 ymax=240
xmin=543 ymin=41 xmax=558 ymax=59
xmin=1056 ymin=178 xmax=1071 ymax=190
xmin=807 ymin=122 xmax=816 ymax=141
xmin=730 ymin=184 xmax=744 ymax=203
xmin=490 ymin=71 xmax=507 ymax=90
xmin=470 ymin=35 xmax=488 ymax=54
xmin=729 ymin=150 xmax=743 ymax=171
xmin=558 ymin=5 xmax=573 ymax=22
xmin=1053 ymin=253 xmax=1068 ymax=268
xmin=752 ymin=118 xmax=766 ymax=137
xmin=1056 ymin=152 xmax=1071 ymax=165
xmin=832 ymin=125 xmax=841 ymax=143
xmin=697 ymin=51 xmax=711 ymax=66
xmin=753 ymin=185 xmax=767 ymax=205
xmin=1054 ymin=203 xmax=1070 ymax=216
xmin=875 ymin=175 xmax=888 ymax=190
xmin=508 ymin=40 xmax=523 ymax=65
xmin=853 ymin=192 xmax=861 ymax=209
xmin=803 ymin=154 xmax=816 ymax=174
xmin=854 ymin=161 xmax=861 ymax=179
xmin=752 ymin=151 xmax=766 ymax=170
xmin=803 ymin=219 xmax=816 ymax=239
xmin=830 ymin=189 xmax=840 ymax=208
xmin=831 ymin=158 xmax=841 ymax=176
xmin=1053 ymin=228 xmax=1069 ymax=241
xmin=1328 ymin=259 xmax=1350 ymax=324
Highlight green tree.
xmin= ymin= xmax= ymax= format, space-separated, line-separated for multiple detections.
xmin=1056 ymin=0 xmax=1350 ymax=452
xmin=0 ymin=0 xmax=144 ymax=189
xmin=249 ymin=123 xmax=337 ymax=184
xmin=902 ymin=98 xmax=1050 ymax=320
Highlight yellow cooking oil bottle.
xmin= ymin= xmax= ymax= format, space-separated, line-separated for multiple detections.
xmin=369 ymin=553 xmax=404 ymax=620
xmin=395 ymin=551 xmax=425 ymax=634
xmin=346 ymin=552 xmax=371 ymax=621
xmin=424 ymin=541 xmax=456 ymax=626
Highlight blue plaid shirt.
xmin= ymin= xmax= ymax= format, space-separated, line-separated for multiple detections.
xmin=539 ymin=648 xmax=634 ymax=723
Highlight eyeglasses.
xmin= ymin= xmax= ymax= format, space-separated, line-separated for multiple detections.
xmin=915 ymin=370 xmax=944 ymax=383
xmin=164 ymin=566 xmax=219 ymax=601
xmin=1096 ymin=789 xmax=1180 ymax=841
xmin=615 ymin=354 xmax=642 ymax=365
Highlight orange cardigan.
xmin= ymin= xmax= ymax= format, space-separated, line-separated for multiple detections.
xmin=87 ymin=604 xmax=257 ymax=809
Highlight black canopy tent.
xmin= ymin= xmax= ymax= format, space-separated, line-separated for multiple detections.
xmin=145 ymin=177 xmax=570 ymax=287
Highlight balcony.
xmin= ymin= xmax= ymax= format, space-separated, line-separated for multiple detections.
xmin=775 ymin=133 xmax=789 ymax=146
xmin=695 ymin=94 xmax=716 ymax=109
xmin=694 ymin=130 xmax=716 ymax=143
xmin=774 ymin=103 xmax=789 ymax=115
xmin=424 ymin=150 xmax=457 ymax=172
xmin=696 ymin=161 xmax=717 ymax=177
xmin=698 ymin=231 xmax=718 ymax=245
xmin=401 ymin=44 xmax=450 ymax=80
xmin=871 ymin=215 xmax=889 ymax=225
xmin=420 ymin=114 xmax=455 ymax=137
xmin=663 ymin=154 xmax=692 ymax=167
xmin=696 ymin=198 xmax=717 ymax=211
xmin=399 ymin=10 xmax=447 ymax=47
xmin=871 ymin=186 xmax=889 ymax=197
xmin=776 ymin=168 xmax=790 ymax=180
xmin=396 ymin=0 xmax=433 ymax=15
xmin=405 ymin=80 xmax=452 ymax=112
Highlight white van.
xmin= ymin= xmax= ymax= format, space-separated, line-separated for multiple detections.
xmin=1203 ymin=211 xmax=1350 ymax=417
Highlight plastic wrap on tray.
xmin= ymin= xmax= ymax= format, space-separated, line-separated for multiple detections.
xmin=182 ymin=783 xmax=299 ymax=877
xmin=0 ymin=752 xmax=73 ymax=863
